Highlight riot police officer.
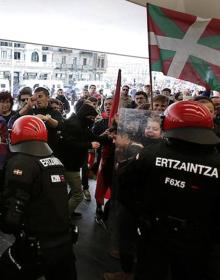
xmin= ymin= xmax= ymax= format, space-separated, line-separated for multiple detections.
xmin=0 ymin=115 xmax=77 ymax=280
xmin=118 ymin=101 xmax=220 ymax=280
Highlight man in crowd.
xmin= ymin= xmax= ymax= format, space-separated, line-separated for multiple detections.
xmin=131 ymin=91 xmax=149 ymax=109
xmin=59 ymin=103 xmax=100 ymax=219
xmin=13 ymin=87 xmax=63 ymax=156
xmin=120 ymin=85 xmax=132 ymax=108
xmin=143 ymin=84 xmax=151 ymax=98
xmin=17 ymin=87 xmax=32 ymax=110
xmin=152 ymin=94 xmax=169 ymax=113
xmin=92 ymin=97 xmax=114 ymax=221
xmin=56 ymin=88 xmax=70 ymax=118
xmin=161 ymin=87 xmax=174 ymax=105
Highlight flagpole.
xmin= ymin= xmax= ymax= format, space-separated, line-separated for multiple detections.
xmin=146 ymin=3 xmax=154 ymax=110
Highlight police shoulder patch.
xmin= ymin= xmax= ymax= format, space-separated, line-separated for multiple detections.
xmin=51 ymin=175 xmax=65 ymax=183
xmin=39 ymin=157 xmax=63 ymax=168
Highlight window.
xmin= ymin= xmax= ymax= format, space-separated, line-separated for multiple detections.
xmin=42 ymin=74 xmax=48 ymax=79
xmin=31 ymin=52 xmax=39 ymax=62
xmin=73 ymin=57 xmax=77 ymax=65
xmin=62 ymin=56 xmax=66 ymax=64
xmin=101 ymin=58 xmax=105 ymax=68
xmin=97 ymin=58 xmax=101 ymax=68
xmin=28 ymin=73 xmax=37 ymax=79
xmin=0 ymin=41 xmax=12 ymax=47
xmin=83 ymin=58 xmax=87 ymax=66
xmin=15 ymin=43 xmax=25 ymax=48
xmin=56 ymin=73 xmax=62 ymax=79
xmin=1 ymin=51 xmax=7 ymax=59
xmin=42 ymin=46 xmax=49 ymax=50
xmin=14 ymin=52 xmax=21 ymax=60
xmin=4 ymin=72 xmax=10 ymax=79
xmin=42 ymin=54 xmax=47 ymax=62
xmin=14 ymin=43 xmax=25 ymax=48
xmin=97 ymin=58 xmax=104 ymax=68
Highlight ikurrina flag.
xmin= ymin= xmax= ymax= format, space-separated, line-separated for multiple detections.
xmin=147 ymin=3 xmax=220 ymax=90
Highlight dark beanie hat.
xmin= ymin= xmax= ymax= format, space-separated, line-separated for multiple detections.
xmin=77 ymin=103 xmax=98 ymax=120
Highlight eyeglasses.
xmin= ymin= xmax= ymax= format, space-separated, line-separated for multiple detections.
xmin=122 ymin=88 xmax=129 ymax=92
xmin=21 ymin=98 xmax=29 ymax=102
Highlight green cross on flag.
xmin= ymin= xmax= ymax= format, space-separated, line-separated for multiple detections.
xmin=147 ymin=3 xmax=220 ymax=90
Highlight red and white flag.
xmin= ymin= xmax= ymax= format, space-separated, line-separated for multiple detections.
xmin=147 ymin=3 xmax=220 ymax=90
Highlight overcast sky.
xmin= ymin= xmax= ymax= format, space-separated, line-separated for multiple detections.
xmin=0 ymin=0 xmax=148 ymax=58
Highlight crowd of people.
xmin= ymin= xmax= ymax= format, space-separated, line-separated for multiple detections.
xmin=0 ymin=82 xmax=220 ymax=280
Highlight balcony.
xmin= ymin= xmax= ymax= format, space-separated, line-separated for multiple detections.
xmin=79 ymin=51 xmax=93 ymax=56
xmin=0 ymin=59 xmax=26 ymax=67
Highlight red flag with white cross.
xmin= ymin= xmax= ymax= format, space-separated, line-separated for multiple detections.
xmin=147 ymin=3 xmax=220 ymax=90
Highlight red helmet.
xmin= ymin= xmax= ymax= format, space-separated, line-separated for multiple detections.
xmin=163 ymin=100 xmax=220 ymax=145
xmin=10 ymin=115 xmax=52 ymax=156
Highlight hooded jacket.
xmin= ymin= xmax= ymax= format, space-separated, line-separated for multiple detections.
xmin=58 ymin=104 xmax=98 ymax=171
xmin=56 ymin=95 xmax=70 ymax=113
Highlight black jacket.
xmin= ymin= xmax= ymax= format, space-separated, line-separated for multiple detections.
xmin=9 ymin=106 xmax=63 ymax=156
xmin=56 ymin=95 xmax=70 ymax=113
xmin=59 ymin=104 xmax=98 ymax=171
xmin=118 ymin=139 xmax=220 ymax=240
xmin=1 ymin=153 xmax=71 ymax=247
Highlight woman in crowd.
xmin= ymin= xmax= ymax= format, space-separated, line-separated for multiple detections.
xmin=0 ymin=91 xmax=15 ymax=125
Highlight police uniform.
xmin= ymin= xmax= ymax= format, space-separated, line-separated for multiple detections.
xmin=118 ymin=101 xmax=220 ymax=280
xmin=0 ymin=115 xmax=77 ymax=280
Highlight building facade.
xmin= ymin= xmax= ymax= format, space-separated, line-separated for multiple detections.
xmin=0 ymin=40 xmax=107 ymax=94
